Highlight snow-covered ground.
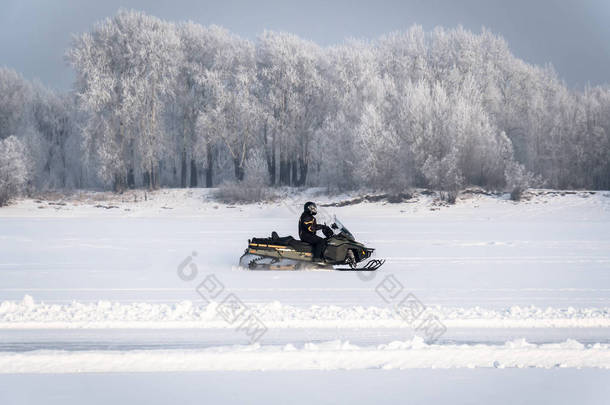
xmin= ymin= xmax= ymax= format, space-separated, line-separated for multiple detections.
xmin=1 ymin=189 xmax=609 ymax=403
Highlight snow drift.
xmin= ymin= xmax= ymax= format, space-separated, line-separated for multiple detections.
xmin=1 ymin=296 xmax=609 ymax=329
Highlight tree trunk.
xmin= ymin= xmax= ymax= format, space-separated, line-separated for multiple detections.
xmin=60 ymin=133 xmax=67 ymax=188
xmin=297 ymin=158 xmax=308 ymax=186
xmin=149 ymin=164 xmax=154 ymax=190
xmin=127 ymin=167 xmax=135 ymax=189
xmin=146 ymin=159 xmax=157 ymax=190
xmin=180 ymin=149 xmax=187 ymax=188
xmin=271 ymin=131 xmax=276 ymax=185
xmin=113 ymin=173 xmax=126 ymax=193
xmin=155 ymin=161 xmax=160 ymax=189
xmin=278 ymin=139 xmax=286 ymax=185
xmin=234 ymin=158 xmax=245 ymax=182
xmin=190 ymin=159 xmax=198 ymax=187
xmin=291 ymin=159 xmax=297 ymax=186
xmin=267 ymin=154 xmax=276 ymax=185
xmin=206 ymin=143 xmax=214 ymax=188
xmin=264 ymin=124 xmax=276 ymax=186
xmin=279 ymin=159 xmax=289 ymax=185
xmin=143 ymin=171 xmax=150 ymax=189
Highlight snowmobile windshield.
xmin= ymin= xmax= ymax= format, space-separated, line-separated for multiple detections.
xmin=333 ymin=216 xmax=355 ymax=241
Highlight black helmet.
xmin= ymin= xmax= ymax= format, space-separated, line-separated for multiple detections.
xmin=304 ymin=201 xmax=317 ymax=215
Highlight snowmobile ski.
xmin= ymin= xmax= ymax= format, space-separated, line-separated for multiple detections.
xmin=334 ymin=259 xmax=385 ymax=271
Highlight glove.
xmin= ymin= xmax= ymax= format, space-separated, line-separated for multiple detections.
xmin=323 ymin=226 xmax=334 ymax=238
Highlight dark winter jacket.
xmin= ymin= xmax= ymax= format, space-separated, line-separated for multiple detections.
xmin=299 ymin=212 xmax=324 ymax=240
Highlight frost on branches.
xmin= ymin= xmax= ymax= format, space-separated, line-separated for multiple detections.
xmin=0 ymin=10 xmax=609 ymax=199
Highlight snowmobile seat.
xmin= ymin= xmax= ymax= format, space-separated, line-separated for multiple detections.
xmin=250 ymin=233 xmax=312 ymax=253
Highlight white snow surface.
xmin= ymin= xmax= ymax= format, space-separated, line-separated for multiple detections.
xmin=1 ymin=188 xmax=609 ymax=376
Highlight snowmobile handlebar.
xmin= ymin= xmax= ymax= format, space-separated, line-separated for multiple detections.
xmin=322 ymin=226 xmax=334 ymax=239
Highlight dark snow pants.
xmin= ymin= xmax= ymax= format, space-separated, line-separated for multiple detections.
xmin=301 ymin=233 xmax=327 ymax=260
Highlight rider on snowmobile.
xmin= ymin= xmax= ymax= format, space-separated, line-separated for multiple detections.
xmin=299 ymin=202 xmax=333 ymax=263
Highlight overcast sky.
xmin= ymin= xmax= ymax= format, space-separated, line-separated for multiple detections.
xmin=1 ymin=0 xmax=609 ymax=91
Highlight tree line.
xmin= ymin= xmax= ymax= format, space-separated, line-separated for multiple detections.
xmin=1 ymin=9 xmax=609 ymax=204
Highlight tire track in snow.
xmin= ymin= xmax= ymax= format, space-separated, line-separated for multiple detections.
xmin=1 ymin=338 xmax=608 ymax=373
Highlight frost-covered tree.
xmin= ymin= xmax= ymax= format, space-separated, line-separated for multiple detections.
xmin=200 ymin=29 xmax=259 ymax=182
xmin=0 ymin=136 xmax=30 ymax=205
xmin=314 ymin=41 xmax=384 ymax=190
xmin=68 ymin=9 xmax=180 ymax=190
xmin=0 ymin=68 xmax=34 ymax=141
xmin=256 ymin=31 xmax=329 ymax=186
xmin=173 ymin=23 xmax=221 ymax=187
xmin=0 ymin=68 xmax=77 ymax=191
xmin=29 ymin=86 xmax=75 ymax=188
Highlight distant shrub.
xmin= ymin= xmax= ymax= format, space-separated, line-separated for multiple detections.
xmin=387 ymin=192 xmax=413 ymax=203
xmin=510 ymin=186 xmax=524 ymax=201
xmin=505 ymin=161 xmax=541 ymax=201
xmin=439 ymin=190 xmax=458 ymax=204
xmin=215 ymin=182 xmax=277 ymax=204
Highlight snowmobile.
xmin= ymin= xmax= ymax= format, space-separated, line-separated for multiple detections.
xmin=239 ymin=216 xmax=384 ymax=271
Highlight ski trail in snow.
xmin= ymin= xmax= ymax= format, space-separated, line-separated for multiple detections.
xmin=1 ymin=338 xmax=608 ymax=373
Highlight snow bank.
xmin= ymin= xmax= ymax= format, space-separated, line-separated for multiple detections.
xmin=1 ymin=296 xmax=609 ymax=329
xmin=1 ymin=188 xmax=607 ymax=219
xmin=1 ymin=337 xmax=608 ymax=373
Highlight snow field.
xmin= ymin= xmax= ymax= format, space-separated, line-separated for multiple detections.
xmin=0 ymin=189 xmax=609 ymax=375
